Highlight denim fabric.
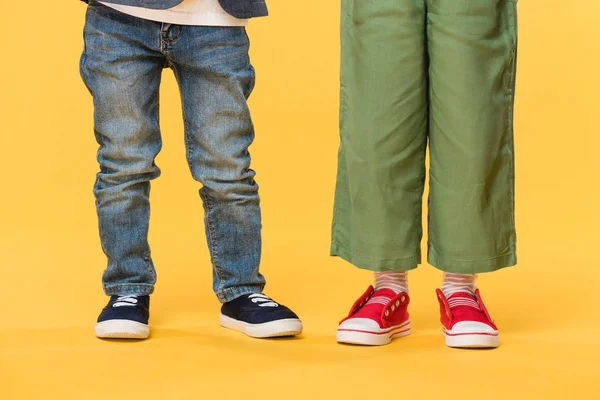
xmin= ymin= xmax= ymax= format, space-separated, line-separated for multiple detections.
xmin=80 ymin=1 xmax=266 ymax=302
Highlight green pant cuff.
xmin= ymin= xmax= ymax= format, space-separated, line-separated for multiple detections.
xmin=428 ymin=246 xmax=517 ymax=274
xmin=330 ymin=242 xmax=420 ymax=272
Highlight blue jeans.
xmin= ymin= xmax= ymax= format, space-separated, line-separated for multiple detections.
xmin=80 ymin=1 xmax=266 ymax=302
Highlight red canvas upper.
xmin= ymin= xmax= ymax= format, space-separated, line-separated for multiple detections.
xmin=341 ymin=286 xmax=410 ymax=329
xmin=436 ymin=289 xmax=497 ymax=330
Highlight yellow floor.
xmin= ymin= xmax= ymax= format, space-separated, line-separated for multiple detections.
xmin=2 ymin=1 xmax=600 ymax=399
xmin=1 ymin=231 xmax=599 ymax=399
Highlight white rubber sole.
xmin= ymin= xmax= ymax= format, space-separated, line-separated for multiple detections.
xmin=220 ymin=314 xmax=303 ymax=338
xmin=444 ymin=330 xmax=499 ymax=348
xmin=95 ymin=319 xmax=150 ymax=339
xmin=336 ymin=320 xmax=411 ymax=346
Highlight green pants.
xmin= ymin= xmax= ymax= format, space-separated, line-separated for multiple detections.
xmin=331 ymin=0 xmax=518 ymax=273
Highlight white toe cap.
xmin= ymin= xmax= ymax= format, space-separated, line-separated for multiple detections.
xmin=338 ymin=318 xmax=381 ymax=332
xmin=450 ymin=321 xmax=497 ymax=334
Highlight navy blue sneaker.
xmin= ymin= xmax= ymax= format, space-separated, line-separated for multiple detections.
xmin=95 ymin=295 xmax=150 ymax=339
xmin=220 ymin=293 xmax=303 ymax=338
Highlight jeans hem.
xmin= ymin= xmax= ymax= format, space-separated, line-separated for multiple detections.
xmin=216 ymin=284 xmax=265 ymax=304
xmin=103 ymin=283 xmax=155 ymax=296
xmin=428 ymin=246 xmax=517 ymax=274
xmin=330 ymin=242 xmax=420 ymax=272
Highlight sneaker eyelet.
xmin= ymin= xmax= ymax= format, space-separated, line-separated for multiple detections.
xmin=384 ymin=310 xmax=390 ymax=317
xmin=395 ymin=300 xmax=400 ymax=306
xmin=391 ymin=305 xmax=396 ymax=311
xmin=401 ymin=296 xmax=406 ymax=302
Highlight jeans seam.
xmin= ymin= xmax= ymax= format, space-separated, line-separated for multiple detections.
xmin=143 ymin=254 xmax=156 ymax=280
xmin=171 ymin=65 xmax=193 ymax=164
xmin=79 ymin=51 xmax=89 ymax=91
xmin=241 ymin=28 xmax=256 ymax=96
xmin=79 ymin=15 xmax=92 ymax=93
xmin=203 ymin=192 xmax=226 ymax=291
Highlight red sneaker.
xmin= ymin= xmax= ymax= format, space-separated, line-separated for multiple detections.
xmin=336 ymin=286 xmax=411 ymax=346
xmin=436 ymin=289 xmax=499 ymax=348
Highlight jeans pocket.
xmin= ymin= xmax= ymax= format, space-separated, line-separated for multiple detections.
xmin=451 ymin=0 xmax=501 ymax=35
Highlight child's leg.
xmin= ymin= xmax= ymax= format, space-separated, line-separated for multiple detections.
xmin=428 ymin=0 xmax=519 ymax=348
xmin=168 ymin=26 xmax=265 ymax=303
xmin=334 ymin=0 xmax=426 ymax=346
xmin=332 ymin=0 xmax=428 ymax=272
xmin=427 ymin=0 xmax=518 ymax=272
xmin=80 ymin=3 xmax=166 ymax=297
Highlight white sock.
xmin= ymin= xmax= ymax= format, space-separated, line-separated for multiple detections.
xmin=441 ymin=273 xmax=477 ymax=298
xmin=374 ymin=271 xmax=409 ymax=294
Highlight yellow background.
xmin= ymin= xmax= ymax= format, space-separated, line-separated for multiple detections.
xmin=1 ymin=0 xmax=599 ymax=398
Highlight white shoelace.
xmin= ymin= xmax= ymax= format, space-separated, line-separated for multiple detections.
xmin=248 ymin=293 xmax=279 ymax=308
xmin=113 ymin=295 xmax=139 ymax=308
